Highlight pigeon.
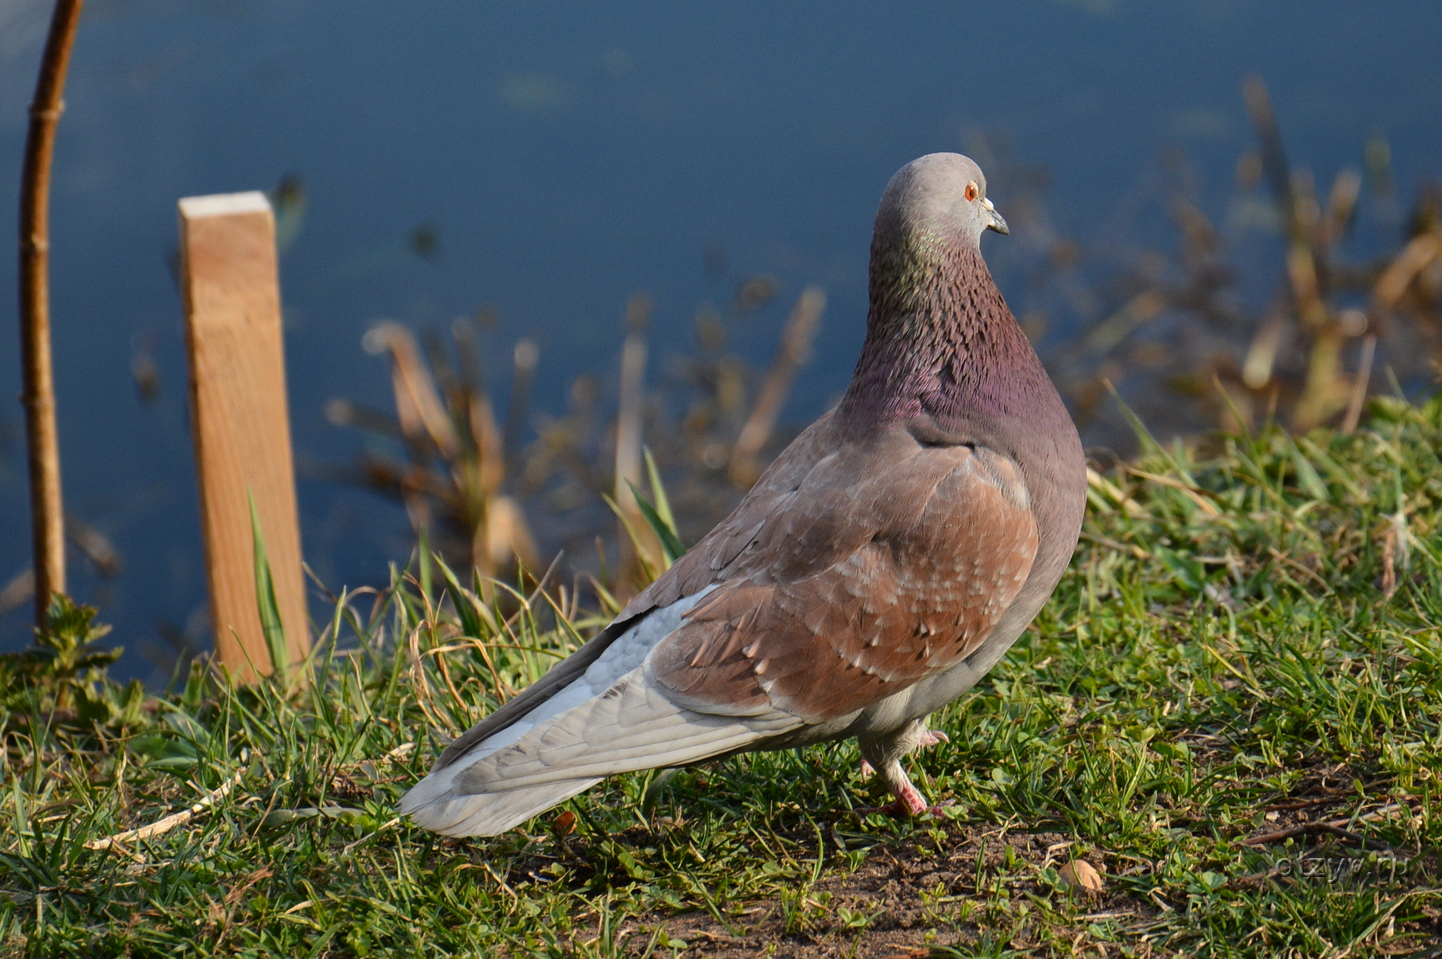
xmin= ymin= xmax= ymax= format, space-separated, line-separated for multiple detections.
xmin=401 ymin=153 xmax=1087 ymax=837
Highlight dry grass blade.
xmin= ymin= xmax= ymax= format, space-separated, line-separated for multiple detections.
xmin=1125 ymin=468 xmax=1219 ymax=515
xmin=364 ymin=321 xmax=461 ymax=459
xmin=65 ymin=512 xmax=122 ymax=577
xmin=1340 ymin=334 xmax=1376 ymax=434
xmin=1374 ymin=234 xmax=1441 ymax=310
xmin=614 ymin=294 xmax=661 ymax=589
xmin=728 ymin=286 xmax=825 ymax=487
xmin=1242 ymin=76 xmax=1294 ymax=234
xmin=1085 ymin=467 xmax=1146 ymax=518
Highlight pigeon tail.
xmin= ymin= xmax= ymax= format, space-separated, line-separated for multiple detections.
xmin=399 ymin=586 xmax=800 ymax=836
xmin=402 ymin=662 xmax=802 ymax=835
xmin=400 ymin=769 xmax=602 ymax=837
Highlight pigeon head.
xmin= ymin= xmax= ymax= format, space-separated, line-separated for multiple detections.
xmin=865 ymin=154 xmax=1012 ymax=329
xmin=875 ymin=153 xmax=1009 ymax=251
xmin=844 ymin=153 xmax=1056 ymax=432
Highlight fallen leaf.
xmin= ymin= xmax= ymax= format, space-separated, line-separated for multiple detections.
xmin=1058 ymin=859 xmax=1104 ymax=895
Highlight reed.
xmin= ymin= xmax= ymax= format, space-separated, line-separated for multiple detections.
xmin=329 ymin=282 xmax=825 ymax=599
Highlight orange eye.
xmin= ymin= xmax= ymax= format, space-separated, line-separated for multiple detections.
xmin=964 ymin=182 xmax=979 ymax=202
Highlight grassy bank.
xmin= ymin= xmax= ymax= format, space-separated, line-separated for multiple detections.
xmin=3 ymin=395 xmax=1442 ymax=958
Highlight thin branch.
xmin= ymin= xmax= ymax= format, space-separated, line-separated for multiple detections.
xmin=18 ymin=0 xmax=86 ymax=622
xmin=1241 ymin=802 xmax=1413 ymax=851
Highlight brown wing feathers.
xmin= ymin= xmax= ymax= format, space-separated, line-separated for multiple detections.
xmin=647 ymin=416 xmax=1039 ymax=724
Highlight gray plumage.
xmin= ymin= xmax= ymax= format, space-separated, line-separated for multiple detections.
xmin=401 ymin=153 xmax=1086 ymax=837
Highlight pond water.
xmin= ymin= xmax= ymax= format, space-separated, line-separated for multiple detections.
xmin=2 ymin=0 xmax=1439 ymax=677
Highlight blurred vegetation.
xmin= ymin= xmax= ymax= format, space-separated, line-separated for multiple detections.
xmin=326 ymin=273 xmax=824 ymax=601
xmin=1025 ymin=78 xmax=1442 ymax=447
xmin=322 ymin=79 xmax=1441 ymax=604
xmin=0 ymin=594 xmax=146 ymax=735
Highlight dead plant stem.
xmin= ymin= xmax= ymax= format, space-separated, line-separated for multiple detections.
xmin=729 ymin=286 xmax=825 ymax=487
xmin=18 ymin=0 xmax=85 ymax=623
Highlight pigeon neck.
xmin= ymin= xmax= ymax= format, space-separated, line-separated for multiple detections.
xmin=839 ymin=238 xmax=1043 ymax=431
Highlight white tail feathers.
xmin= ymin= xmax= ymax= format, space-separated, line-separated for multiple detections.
xmin=399 ymin=664 xmax=800 ymax=837
xmin=400 ymin=773 xmax=602 ymax=837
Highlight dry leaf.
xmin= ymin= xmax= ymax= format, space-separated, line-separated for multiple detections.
xmin=1058 ymin=859 xmax=1103 ymax=895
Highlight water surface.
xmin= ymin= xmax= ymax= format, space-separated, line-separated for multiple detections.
xmin=2 ymin=0 xmax=1439 ymax=676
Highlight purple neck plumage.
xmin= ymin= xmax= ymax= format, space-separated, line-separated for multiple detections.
xmin=838 ymin=223 xmax=1048 ymax=433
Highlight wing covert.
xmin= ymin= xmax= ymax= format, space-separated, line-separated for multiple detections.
xmin=647 ymin=425 xmax=1039 ymax=723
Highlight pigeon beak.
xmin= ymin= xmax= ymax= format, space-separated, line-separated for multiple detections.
xmin=983 ymin=197 xmax=1009 ymax=236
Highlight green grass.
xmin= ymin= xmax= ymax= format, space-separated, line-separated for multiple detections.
xmin=4 ymin=394 xmax=1442 ymax=957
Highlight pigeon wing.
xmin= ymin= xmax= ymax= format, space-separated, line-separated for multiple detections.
xmin=646 ymin=414 xmax=1041 ymax=723
xmin=402 ymin=411 xmax=1039 ymax=834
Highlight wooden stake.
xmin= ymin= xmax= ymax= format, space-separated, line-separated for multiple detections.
xmin=179 ymin=192 xmax=308 ymax=683
xmin=18 ymin=0 xmax=86 ymax=623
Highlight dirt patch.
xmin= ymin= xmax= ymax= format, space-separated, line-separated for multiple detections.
xmin=616 ymin=820 xmax=1156 ymax=958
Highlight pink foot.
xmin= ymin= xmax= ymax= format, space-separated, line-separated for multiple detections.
xmin=852 ymin=799 xmax=951 ymax=819
xmin=853 ymin=780 xmax=951 ymax=819
xmin=890 ymin=779 xmax=930 ymax=816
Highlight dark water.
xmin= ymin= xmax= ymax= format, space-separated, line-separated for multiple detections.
xmin=2 ymin=0 xmax=1440 ymax=678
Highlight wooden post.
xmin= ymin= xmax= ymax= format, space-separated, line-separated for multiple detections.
xmin=179 ymin=192 xmax=309 ymax=683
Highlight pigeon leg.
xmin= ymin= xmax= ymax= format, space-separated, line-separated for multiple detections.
xmin=855 ymin=720 xmax=949 ymax=817
xmin=859 ymin=726 xmax=948 ymax=779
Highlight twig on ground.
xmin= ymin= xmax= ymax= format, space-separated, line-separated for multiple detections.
xmin=1242 ymin=822 xmax=1378 ymax=849
xmin=86 ymin=767 xmax=245 ymax=853
xmin=1242 ymin=803 xmax=1414 ymax=850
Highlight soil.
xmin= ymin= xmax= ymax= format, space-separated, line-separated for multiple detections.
xmin=612 ymin=820 xmax=1150 ymax=958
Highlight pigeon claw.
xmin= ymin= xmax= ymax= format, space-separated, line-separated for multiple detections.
xmin=852 ymin=777 xmax=952 ymax=820
xmin=852 ymin=798 xmax=952 ymax=820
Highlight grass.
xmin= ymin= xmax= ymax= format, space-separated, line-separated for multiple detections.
xmin=3 ymin=394 xmax=1442 ymax=958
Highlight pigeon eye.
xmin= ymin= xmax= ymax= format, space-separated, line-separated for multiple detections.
xmin=964 ymin=182 xmax=979 ymax=202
